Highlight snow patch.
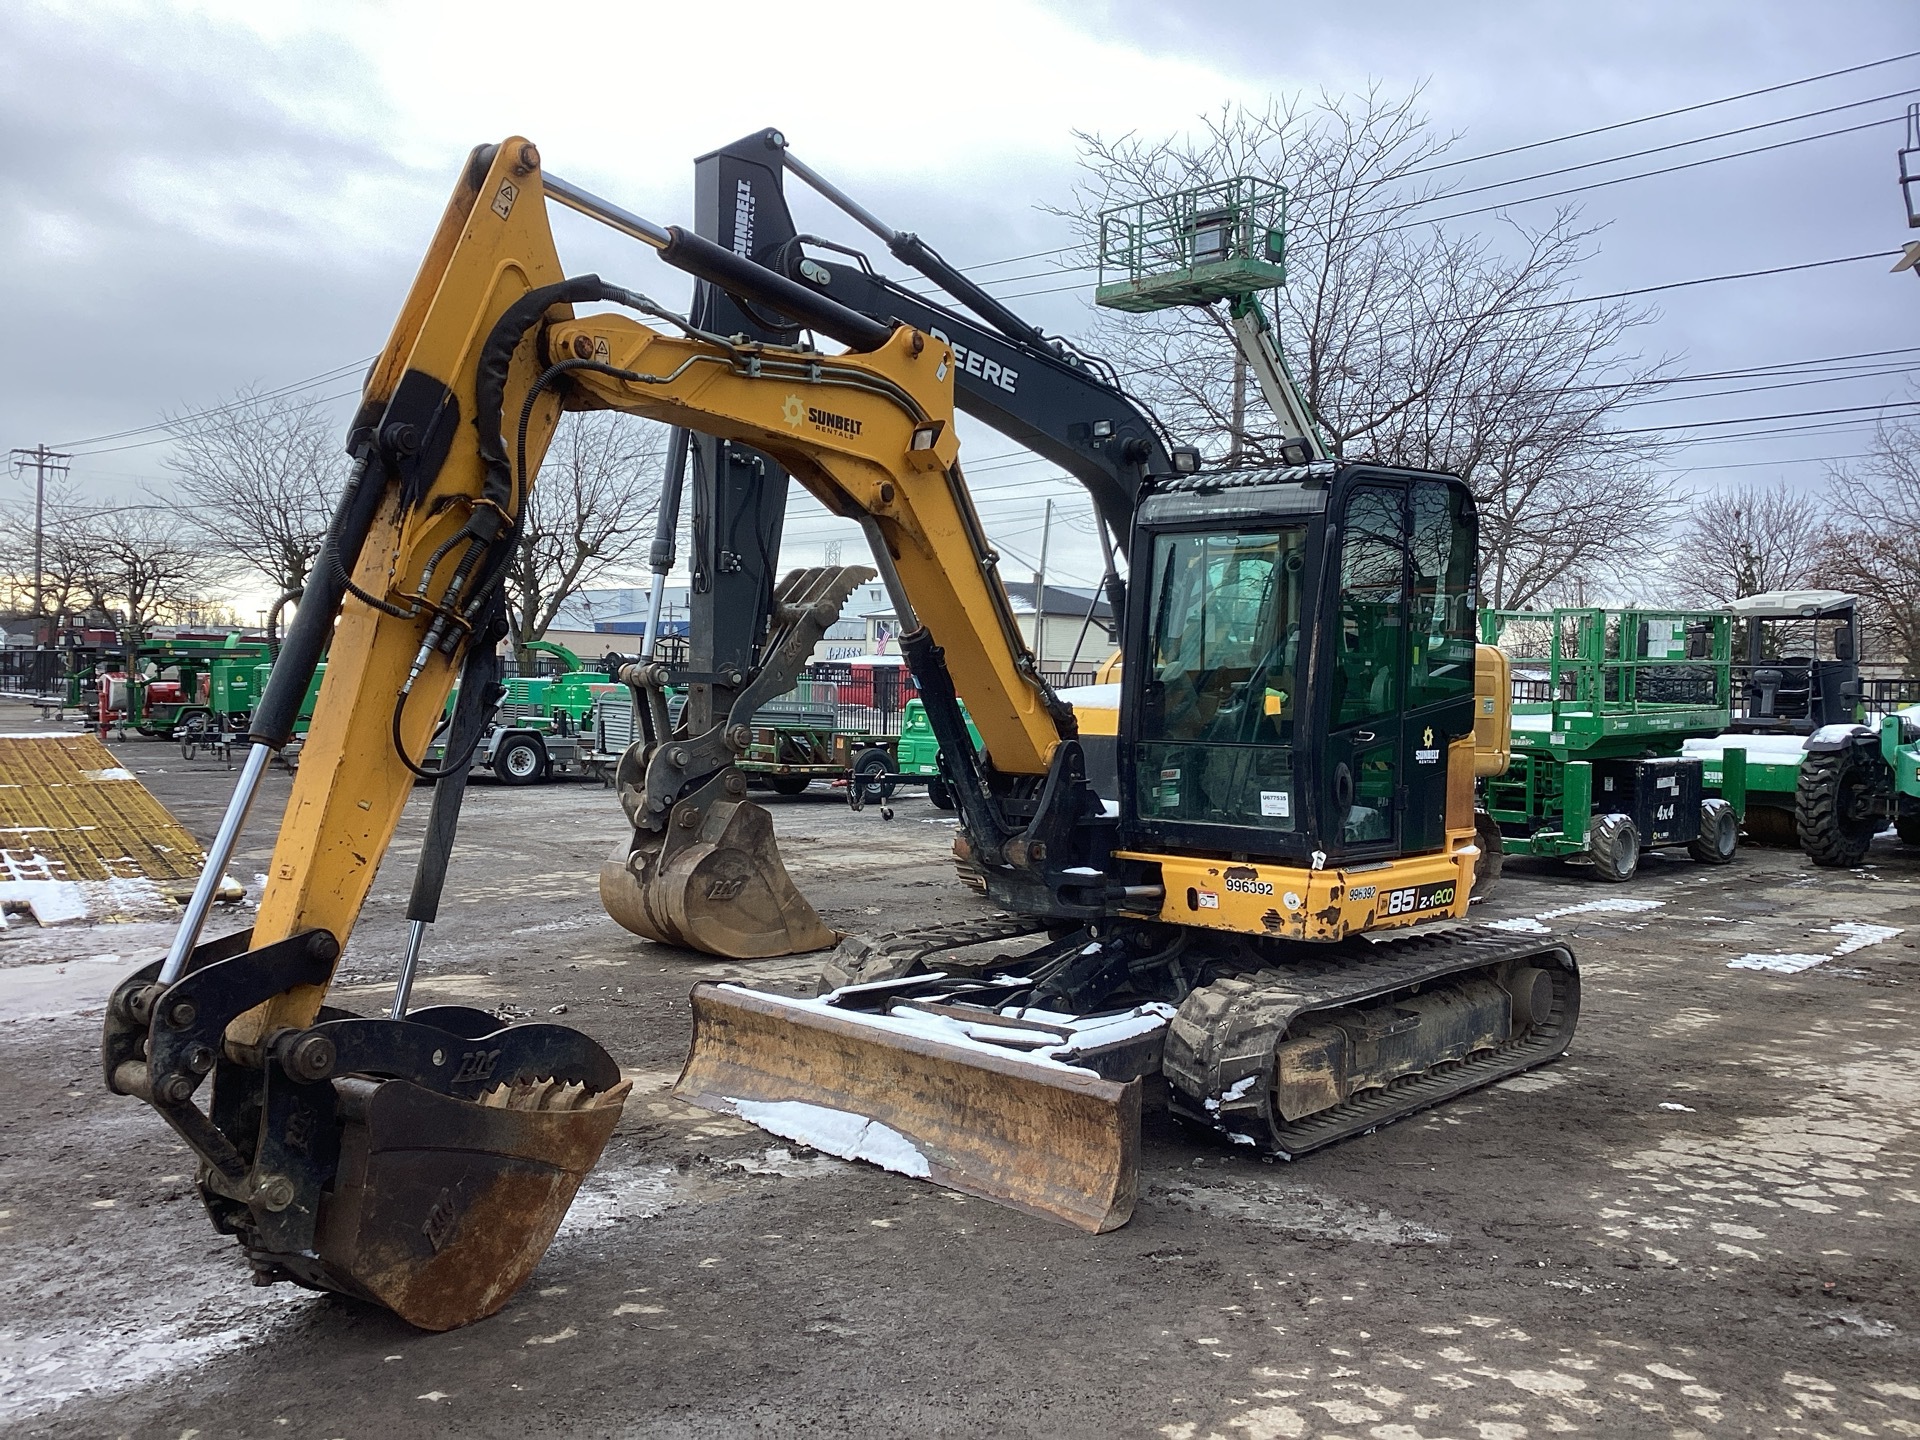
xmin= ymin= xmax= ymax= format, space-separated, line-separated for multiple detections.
xmin=727 ymin=1099 xmax=931 ymax=1179
xmin=79 ymin=768 xmax=135 ymax=782
xmin=1730 ymin=952 xmax=1832 ymax=974
xmin=1536 ymin=898 xmax=1664 ymax=919
xmin=1486 ymin=916 xmax=1550 ymax=935
xmin=0 ymin=880 xmax=89 ymax=926
xmin=1729 ymin=922 xmax=1902 ymax=973
xmin=1830 ymin=921 xmax=1902 ymax=955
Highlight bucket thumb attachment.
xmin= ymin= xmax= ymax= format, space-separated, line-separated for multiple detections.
xmin=674 ymin=982 xmax=1140 ymax=1232
xmin=600 ymin=782 xmax=837 ymax=957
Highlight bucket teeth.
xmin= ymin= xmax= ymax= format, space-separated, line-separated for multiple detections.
xmin=478 ymin=1076 xmax=631 ymax=1112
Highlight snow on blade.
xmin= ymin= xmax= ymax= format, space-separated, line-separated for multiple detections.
xmin=728 ymin=1099 xmax=932 ymax=1179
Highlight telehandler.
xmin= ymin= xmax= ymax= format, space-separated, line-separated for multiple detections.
xmin=106 ymin=136 xmax=1576 ymax=1331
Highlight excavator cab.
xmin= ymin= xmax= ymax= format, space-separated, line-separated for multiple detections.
xmin=1122 ymin=466 xmax=1478 ymax=867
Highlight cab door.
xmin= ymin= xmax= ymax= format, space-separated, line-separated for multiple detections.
xmin=1322 ymin=483 xmax=1407 ymax=859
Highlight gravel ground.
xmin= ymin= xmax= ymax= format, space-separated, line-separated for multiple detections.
xmin=1 ymin=700 xmax=1915 ymax=1439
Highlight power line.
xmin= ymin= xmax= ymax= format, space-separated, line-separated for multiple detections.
xmin=900 ymin=52 xmax=1920 ymax=289
xmin=1399 ymin=50 xmax=1920 ymax=176
xmin=1610 ymin=398 xmax=1920 ymax=437
xmin=908 ymin=88 xmax=1919 ymax=296
xmin=1380 ymin=113 xmax=1903 ymax=235
xmin=1675 ymin=451 xmax=1873 ymax=472
xmin=1101 ymin=248 xmax=1904 ymax=383
xmin=53 ymin=359 xmax=372 ymax=453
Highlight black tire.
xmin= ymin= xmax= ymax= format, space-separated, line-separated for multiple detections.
xmin=1472 ymin=809 xmax=1504 ymax=897
xmin=1587 ymin=812 xmax=1639 ymax=883
xmin=1742 ymin=803 xmax=1799 ymax=847
xmin=1797 ymin=738 xmax=1889 ymax=868
xmin=852 ymin=747 xmax=896 ymax=802
xmin=495 ymin=735 xmax=547 ymax=786
xmin=1896 ymin=814 xmax=1920 ymax=847
xmin=925 ymin=775 xmax=955 ymax=811
xmin=1688 ymin=798 xmax=1739 ymax=864
xmin=768 ymin=774 xmax=812 ymax=796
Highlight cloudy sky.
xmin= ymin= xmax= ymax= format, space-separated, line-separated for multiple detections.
xmin=2 ymin=0 xmax=1913 ymax=608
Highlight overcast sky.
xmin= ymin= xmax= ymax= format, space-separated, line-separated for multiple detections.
xmin=2 ymin=0 xmax=1913 ymax=611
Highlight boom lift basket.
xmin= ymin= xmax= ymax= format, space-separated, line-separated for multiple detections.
xmin=1095 ymin=177 xmax=1289 ymax=312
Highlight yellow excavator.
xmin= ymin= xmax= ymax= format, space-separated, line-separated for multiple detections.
xmin=103 ymin=136 xmax=1570 ymax=1332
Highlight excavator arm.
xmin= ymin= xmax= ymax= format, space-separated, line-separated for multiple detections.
xmin=102 ymin=135 xmax=1082 ymax=1331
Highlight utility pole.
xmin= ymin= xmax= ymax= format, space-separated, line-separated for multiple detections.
xmin=1032 ymin=498 xmax=1053 ymax=669
xmin=10 ymin=445 xmax=72 ymax=631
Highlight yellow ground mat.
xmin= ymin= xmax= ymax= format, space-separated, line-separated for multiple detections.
xmin=0 ymin=733 xmax=209 ymax=907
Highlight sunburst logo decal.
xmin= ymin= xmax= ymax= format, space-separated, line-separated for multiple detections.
xmin=782 ymin=393 xmax=804 ymax=429
xmin=1423 ymin=725 xmax=1434 ymax=747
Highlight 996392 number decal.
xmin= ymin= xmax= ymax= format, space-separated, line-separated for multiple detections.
xmin=1378 ymin=880 xmax=1456 ymax=917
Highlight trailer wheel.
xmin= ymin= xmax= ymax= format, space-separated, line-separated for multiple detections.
xmin=852 ymin=747 xmax=896 ymax=802
xmin=1797 ymin=737 xmax=1887 ymax=868
xmin=1688 ymin=798 xmax=1738 ymax=864
xmin=496 ymin=735 xmax=547 ymax=786
xmin=1587 ymin=813 xmax=1639 ymax=882
xmin=926 ymin=775 xmax=955 ymax=811
xmin=768 ymin=775 xmax=811 ymax=796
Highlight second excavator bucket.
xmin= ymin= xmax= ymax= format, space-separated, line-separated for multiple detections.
xmin=600 ymin=791 xmax=837 ymax=958
xmin=674 ymin=982 xmax=1141 ymax=1232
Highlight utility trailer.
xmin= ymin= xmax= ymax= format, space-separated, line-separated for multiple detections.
xmin=1680 ymin=590 xmax=1862 ymax=844
xmin=584 ymin=678 xmax=903 ymax=796
xmin=1479 ymin=606 xmax=1746 ymax=881
xmin=425 ymin=641 xmax=624 ymax=785
xmin=100 ymin=634 xmax=275 ymax=739
xmin=895 ymin=697 xmax=984 ymax=809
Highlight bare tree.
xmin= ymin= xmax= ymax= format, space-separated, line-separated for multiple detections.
xmin=78 ymin=505 xmax=229 ymax=665
xmin=504 ymin=411 xmax=664 ymax=667
xmin=1064 ymin=89 xmax=1676 ymax=608
xmin=1823 ymin=410 xmax=1920 ymax=671
xmin=1668 ymin=481 xmax=1827 ymax=606
xmin=163 ymin=385 xmax=346 ymax=599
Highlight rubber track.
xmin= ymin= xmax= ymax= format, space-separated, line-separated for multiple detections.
xmin=819 ymin=912 xmax=1053 ymax=991
xmin=1163 ymin=925 xmax=1580 ymax=1157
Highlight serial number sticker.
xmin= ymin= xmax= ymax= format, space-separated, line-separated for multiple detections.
xmin=1225 ymin=875 xmax=1274 ymax=895
xmin=1377 ymin=879 xmax=1458 ymax=917
xmin=1349 ymin=884 xmax=1376 ymax=901
xmin=1196 ymin=891 xmax=1220 ymax=909
xmin=1259 ymin=790 xmax=1290 ymax=817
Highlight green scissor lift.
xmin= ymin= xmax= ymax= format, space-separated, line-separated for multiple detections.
xmin=1479 ymin=607 xmax=1747 ymax=881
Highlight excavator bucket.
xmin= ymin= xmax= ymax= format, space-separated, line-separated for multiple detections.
xmin=600 ymin=795 xmax=837 ymax=958
xmin=674 ymin=982 xmax=1141 ymax=1232
xmin=306 ymin=1073 xmax=630 ymax=1332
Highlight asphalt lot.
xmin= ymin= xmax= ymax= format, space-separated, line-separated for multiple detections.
xmin=1 ymin=703 xmax=1916 ymax=1438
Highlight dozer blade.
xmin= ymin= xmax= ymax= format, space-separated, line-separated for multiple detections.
xmin=675 ymin=982 xmax=1140 ymax=1232
xmin=298 ymin=1073 xmax=630 ymax=1332
xmin=600 ymin=796 xmax=837 ymax=958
